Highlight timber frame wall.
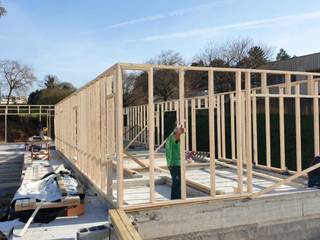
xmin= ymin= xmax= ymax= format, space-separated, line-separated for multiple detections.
xmin=55 ymin=63 xmax=320 ymax=208
xmin=0 ymin=105 xmax=54 ymax=142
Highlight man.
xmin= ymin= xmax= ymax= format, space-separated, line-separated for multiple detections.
xmin=165 ymin=127 xmax=184 ymax=199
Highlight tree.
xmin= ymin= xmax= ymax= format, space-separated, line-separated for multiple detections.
xmin=42 ymin=74 xmax=59 ymax=89
xmin=129 ymin=50 xmax=185 ymax=104
xmin=239 ymin=46 xmax=273 ymax=68
xmin=0 ymin=60 xmax=36 ymax=105
xmin=146 ymin=50 xmax=185 ymax=66
xmin=0 ymin=1 xmax=6 ymax=18
xmin=28 ymin=80 xmax=76 ymax=105
xmin=276 ymin=48 xmax=291 ymax=61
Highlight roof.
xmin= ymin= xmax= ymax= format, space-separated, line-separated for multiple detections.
xmin=261 ymin=52 xmax=320 ymax=72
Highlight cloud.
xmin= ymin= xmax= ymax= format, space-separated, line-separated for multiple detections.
xmin=78 ymin=1 xmax=233 ymax=35
xmin=139 ymin=11 xmax=320 ymax=41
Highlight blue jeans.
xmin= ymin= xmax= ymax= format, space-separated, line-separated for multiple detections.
xmin=168 ymin=166 xmax=181 ymax=199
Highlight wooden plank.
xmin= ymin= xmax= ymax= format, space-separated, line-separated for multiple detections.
xmin=252 ymin=90 xmax=258 ymax=165
xmin=148 ymin=68 xmax=155 ymax=203
xmin=230 ymin=93 xmax=236 ymax=159
xmin=295 ymin=84 xmax=302 ymax=172
xmin=116 ymin=65 xmax=124 ymax=207
xmin=285 ymin=73 xmax=291 ymax=94
xmin=245 ymin=72 xmax=253 ymax=193
xmin=314 ymin=80 xmax=319 ymax=156
xmin=221 ymin=95 xmax=226 ymax=158
xmin=217 ymin=95 xmax=221 ymax=159
xmin=250 ymin=162 xmax=320 ymax=199
xmin=235 ymin=71 xmax=243 ymax=193
xmin=191 ymin=99 xmax=197 ymax=151
xmin=262 ymin=73 xmax=271 ymax=167
xmin=179 ymin=69 xmax=187 ymax=200
xmin=279 ymin=88 xmax=286 ymax=170
xmin=208 ymin=69 xmax=216 ymax=196
xmin=15 ymin=203 xmax=43 ymax=237
xmin=109 ymin=209 xmax=142 ymax=240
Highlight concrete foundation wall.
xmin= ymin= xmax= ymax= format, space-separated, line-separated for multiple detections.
xmin=128 ymin=190 xmax=320 ymax=239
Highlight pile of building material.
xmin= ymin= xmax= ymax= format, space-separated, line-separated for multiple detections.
xmin=0 ymin=144 xmax=86 ymax=239
xmin=26 ymin=135 xmax=52 ymax=160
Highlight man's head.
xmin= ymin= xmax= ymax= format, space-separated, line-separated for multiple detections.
xmin=173 ymin=127 xmax=184 ymax=140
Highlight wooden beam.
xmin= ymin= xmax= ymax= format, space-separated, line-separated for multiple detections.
xmin=314 ymin=80 xmax=319 ymax=156
xmin=191 ymin=99 xmax=196 ymax=151
xmin=208 ymin=69 xmax=216 ymax=196
xmin=230 ymin=93 xmax=236 ymax=159
xmin=109 ymin=209 xmax=142 ymax=240
xmin=295 ymin=84 xmax=302 ymax=172
xmin=235 ymin=71 xmax=243 ymax=193
xmin=250 ymin=162 xmax=320 ymax=199
xmin=179 ymin=69 xmax=187 ymax=200
xmin=148 ymin=68 xmax=155 ymax=203
xmin=245 ymin=72 xmax=253 ymax=193
xmin=116 ymin=65 xmax=124 ymax=208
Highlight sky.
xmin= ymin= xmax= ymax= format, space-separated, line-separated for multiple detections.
xmin=1 ymin=0 xmax=320 ymax=89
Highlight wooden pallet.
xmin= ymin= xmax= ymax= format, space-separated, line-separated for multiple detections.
xmin=14 ymin=196 xmax=80 ymax=212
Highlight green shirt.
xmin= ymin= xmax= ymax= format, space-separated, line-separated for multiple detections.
xmin=165 ymin=135 xmax=180 ymax=166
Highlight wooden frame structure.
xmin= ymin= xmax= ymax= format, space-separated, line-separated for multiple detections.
xmin=0 ymin=105 xmax=55 ymax=143
xmin=55 ymin=63 xmax=320 ymax=209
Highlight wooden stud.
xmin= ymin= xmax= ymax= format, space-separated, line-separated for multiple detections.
xmin=230 ymin=93 xmax=236 ymax=159
xmin=279 ymin=88 xmax=286 ymax=170
xmin=116 ymin=65 xmax=124 ymax=207
xmin=314 ymin=80 xmax=320 ymax=156
xmin=217 ymin=96 xmax=221 ymax=159
xmin=179 ymin=69 xmax=187 ymax=200
xmin=295 ymin=84 xmax=302 ymax=172
xmin=191 ymin=99 xmax=197 ymax=151
xmin=208 ymin=70 xmax=216 ymax=196
xmin=221 ymin=95 xmax=226 ymax=159
xmin=148 ymin=68 xmax=155 ymax=203
xmin=235 ymin=71 xmax=243 ymax=193
xmin=245 ymin=72 xmax=253 ymax=193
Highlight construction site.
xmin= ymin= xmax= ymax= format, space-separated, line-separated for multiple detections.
xmin=1 ymin=61 xmax=320 ymax=239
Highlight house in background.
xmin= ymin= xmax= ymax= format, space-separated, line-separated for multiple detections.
xmin=0 ymin=96 xmax=27 ymax=105
xmin=261 ymin=52 xmax=320 ymax=72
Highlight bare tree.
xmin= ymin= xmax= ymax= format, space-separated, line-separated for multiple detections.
xmin=0 ymin=60 xmax=36 ymax=105
xmin=0 ymin=1 xmax=6 ymax=18
xmin=147 ymin=50 xmax=185 ymax=66
xmin=220 ymin=37 xmax=253 ymax=66
xmin=193 ymin=41 xmax=223 ymax=66
xmin=146 ymin=50 xmax=185 ymax=101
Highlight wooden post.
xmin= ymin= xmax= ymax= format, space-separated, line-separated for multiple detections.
xmin=217 ymin=96 xmax=221 ymax=159
xmin=191 ymin=99 xmax=196 ymax=151
xmin=279 ymin=88 xmax=286 ymax=170
xmin=285 ymin=73 xmax=291 ymax=94
xmin=208 ymin=69 xmax=216 ymax=196
xmin=235 ymin=71 xmax=243 ymax=193
xmin=295 ymin=84 xmax=302 ymax=172
xmin=314 ymin=79 xmax=320 ymax=156
xmin=179 ymin=69 xmax=187 ymax=200
xmin=221 ymin=95 xmax=226 ymax=159
xmin=185 ymin=100 xmax=189 ymax=151
xmin=252 ymin=90 xmax=258 ymax=165
xmin=262 ymin=72 xmax=271 ymax=168
xmin=148 ymin=68 xmax=155 ymax=203
xmin=116 ymin=65 xmax=124 ymax=208
xmin=4 ymin=111 xmax=7 ymax=143
xmin=161 ymin=103 xmax=164 ymax=143
xmin=230 ymin=93 xmax=236 ymax=159
xmin=245 ymin=72 xmax=253 ymax=193
xmin=156 ymin=105 xmax=160 ymax=146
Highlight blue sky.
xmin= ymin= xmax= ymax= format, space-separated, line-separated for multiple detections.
xmin=1 ymin=0 xmax=320 ymax=88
